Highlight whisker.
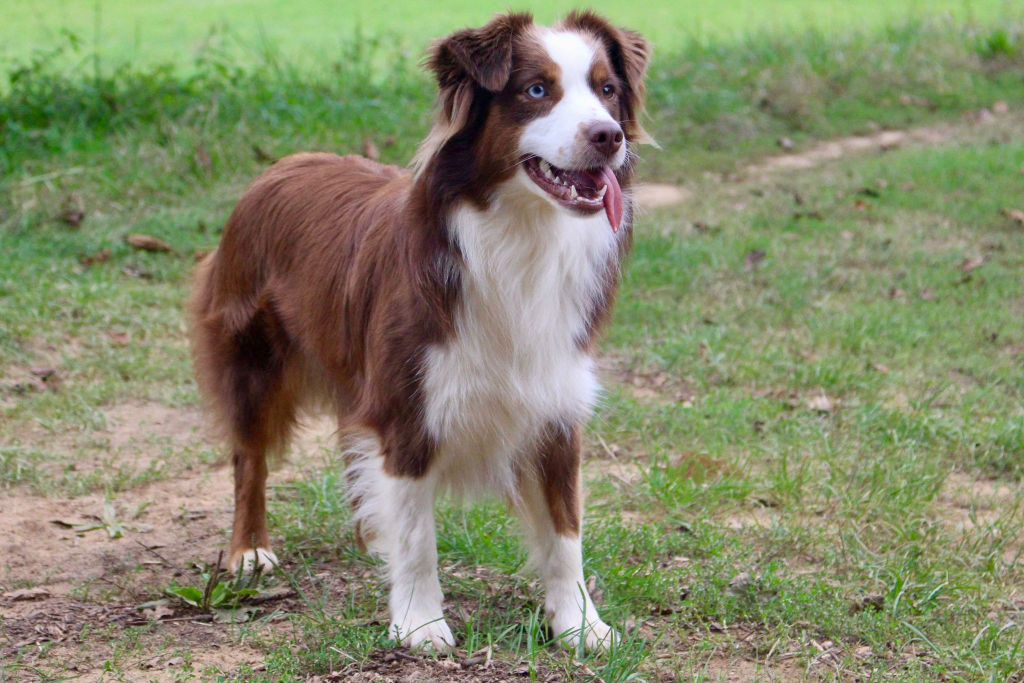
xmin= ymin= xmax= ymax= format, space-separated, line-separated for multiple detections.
xmin=497 ymin=156 xmax=530 ymax=175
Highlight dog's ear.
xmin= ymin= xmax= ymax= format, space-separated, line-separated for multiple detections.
xmin=428 ymin=12 xmax=533 ymax=93
xmin=563 ymin=11 xmax=654 ymax=144
xmin=414 ymin=13 xmax=532 ymax=175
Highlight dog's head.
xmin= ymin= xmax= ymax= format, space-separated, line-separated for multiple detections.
xmin=416 ymin=11 xmax=652 ymax=231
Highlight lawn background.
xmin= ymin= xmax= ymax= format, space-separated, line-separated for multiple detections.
xmin=3 ymin=0 xmax=1021 ymax=70
xmin=1 ymin=1 xmax=1023 ymax=681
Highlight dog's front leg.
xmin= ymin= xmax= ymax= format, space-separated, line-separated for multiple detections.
xmin=386 ymin=474 xmax=454 ymax=651
xmin=515 ymin=425 xmax=617 ymax=652
xmin=348 ymin=449 xmax=454 ymax=652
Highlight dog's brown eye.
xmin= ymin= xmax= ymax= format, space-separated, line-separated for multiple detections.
xmin=602 ymin=83 xmax=616 ymax=98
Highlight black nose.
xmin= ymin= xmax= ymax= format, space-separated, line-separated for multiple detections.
xmin=587 ymin=122 xmax=624 ymax=158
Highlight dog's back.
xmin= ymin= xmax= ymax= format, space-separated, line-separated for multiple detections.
xmin=194 ymin=152 xmax=408 ymax=341
xmin=192 ymin=152 xmax=415 ymax=429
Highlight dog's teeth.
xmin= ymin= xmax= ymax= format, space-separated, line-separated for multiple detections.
xmin=569 ymin=185 xmax=578 ymax=200
xmin=596 ymin=185 xmax=607 ymax=200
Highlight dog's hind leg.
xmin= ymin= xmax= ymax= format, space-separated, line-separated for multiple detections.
xmin=194 ymin=294 xmax=298 ymax=574
xmin=513 ymin=425 xmax=617 ymax=652
xmin=345 ymin=436 xmax=455 ymax=652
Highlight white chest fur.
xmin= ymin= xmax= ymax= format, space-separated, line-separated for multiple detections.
xmin=421 ymin=196 xmax=620 ymax=496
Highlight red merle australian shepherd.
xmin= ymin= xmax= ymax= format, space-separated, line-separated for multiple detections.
xmin=190 ymin=11 xmax=652 ymax=652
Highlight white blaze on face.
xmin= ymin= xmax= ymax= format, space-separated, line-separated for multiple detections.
xmin=518 ymin=30 xmax=627 ymax=171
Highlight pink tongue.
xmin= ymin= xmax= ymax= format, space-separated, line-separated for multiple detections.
xmin=598 ymin=167 xmax=623 ymax=232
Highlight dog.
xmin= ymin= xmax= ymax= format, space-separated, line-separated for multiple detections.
xmin=190 ymin=10 xmax=651 ymax=652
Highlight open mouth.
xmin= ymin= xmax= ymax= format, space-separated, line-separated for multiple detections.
xmin=522 ymin=156 xmax=623 ymax=231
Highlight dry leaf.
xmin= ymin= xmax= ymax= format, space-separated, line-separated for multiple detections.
xmin=194 ymin=145 xmax=212 ymax=172
xmin=850 ymin=593 xmax=885 ymax=614
xmin=107 ymin=331 xmax=131 ymax=346
xmin=744 ymin=250 xmax=766 ymax=271
xmin=29 ymin=368 xmax=61 ymax=391
xmin=807 ymin=393 xmax=834 ymax=413
xmin=4 ymin=587 xmax=51 ymax=601
xmin=142 ymin=655 xmax=165 ymax=670
xmin=960 ymin=256 xmax=985 ymax=274
xmin=1002 ymin=208 xmax=1024 ymax=226
xmin=126 ymin=234 xmax=174 ymax=253
xmin=252 ymin=144 xmax=275 ymax=163
xmin=362 ymin=139 xmax=380 ymax=161
xmin=122 ymin=265 xmax=153 ymax=279
xmin=993 ymin=100 xmax=1009 ymax=115
xmin=142 ymin=604 xmax=175 ymax=621
xmin=59 ymin=208 xmax=85 ymax=228
xmin=728 ymin=572 xmax=754 ymax=593
xmin=80 ymin=248 xmax=111 ymax=267
xmin=920 ymin=289 xmax=938 ymax=302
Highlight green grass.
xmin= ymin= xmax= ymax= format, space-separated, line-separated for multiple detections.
xmin=2 ymin=0 xmax=1019 ymax=71
xmin=2 ymin=4 xmax=1023 ymax=681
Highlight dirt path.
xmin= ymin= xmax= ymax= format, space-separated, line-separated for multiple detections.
xmin=633 ymin=105 xmax=1015 ymax=211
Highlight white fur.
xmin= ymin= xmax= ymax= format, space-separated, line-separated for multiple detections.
xmin=232 ymin=547 xmax=279 ymax=574
xmin=345 ymin=435 xmax=455 ymax=651
xmin=518 ymin=30 xmax=627 ymax=174
xmin=422 ymin=193 xmax=618 ymax=497
xmin=516 ymin=473 xmax=617 ymax=651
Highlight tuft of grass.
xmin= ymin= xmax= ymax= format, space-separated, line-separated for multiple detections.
xmin=976 ymin=27 xmax=1020 ymax=60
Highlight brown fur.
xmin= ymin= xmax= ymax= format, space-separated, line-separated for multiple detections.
xmin=535 ymin=425 xmax=584 ymax=535
xmin=562 ymin=10 xmax=653 ymax=143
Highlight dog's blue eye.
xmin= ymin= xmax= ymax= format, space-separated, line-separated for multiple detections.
xmin=526 ymin=83 xmax=548 ymax=99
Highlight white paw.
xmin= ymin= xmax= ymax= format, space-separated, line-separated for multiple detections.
xmin=391 ymin=615 xmax=456 ymax=653
xmin=551 ymin=613 xmax=619 ymax=653
xmin=229 ymin=547 xmax=279 ymax=575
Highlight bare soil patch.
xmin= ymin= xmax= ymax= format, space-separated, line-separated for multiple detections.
xmin=1 ymin=403 xmax=339 ymax=678
xmin=938 ymin=471 xmax=1022 ymax=532
xmin=634 ymin=183 xmax=693 ymax=210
